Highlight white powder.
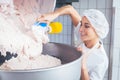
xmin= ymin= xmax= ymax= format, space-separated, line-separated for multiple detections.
xmin=0 ymin=0 xmax=61 ymax=70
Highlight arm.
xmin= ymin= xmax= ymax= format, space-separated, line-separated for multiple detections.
xmin=77 ymin=47 xmax=90 ymax=80
xmin=38 ymin=5 xmax=81 ymax=26
xmin=81 ymin=58 xmax=90 ymax=80
xmin=81 ymin=53 xmax=108 ymax=80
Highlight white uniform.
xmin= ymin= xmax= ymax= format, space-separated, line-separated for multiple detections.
xmin=74 ymin=23 xmax=109 ymax=80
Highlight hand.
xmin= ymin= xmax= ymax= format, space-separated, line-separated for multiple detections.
xmin=78 ymin=47 xmax=90 ymax=80
xmin=77 ymin=46 xmax=88 ymax=67
xmin=77 ymin=46 xmax=83 ymax=53
xmin=37 ymin=13 xmax=58 ymax=22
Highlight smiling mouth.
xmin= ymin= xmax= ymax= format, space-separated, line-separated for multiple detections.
xmin=80 ymin=34 xmax=86 ymax=37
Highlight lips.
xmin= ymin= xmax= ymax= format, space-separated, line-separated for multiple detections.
xmin=80 ymin=32 xmax=86 ymax=37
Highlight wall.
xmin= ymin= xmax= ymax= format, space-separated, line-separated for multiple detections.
xmin=49 ymin=15 xmax=72 ymax=45
xmin=111 ymin=0 xmax=120 ymax=80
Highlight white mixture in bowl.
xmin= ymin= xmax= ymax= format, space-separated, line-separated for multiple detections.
xmin=0 ymin=54 xmax=61 ymax=70
xmin=0 ymin=0 xmax=61 ymax=70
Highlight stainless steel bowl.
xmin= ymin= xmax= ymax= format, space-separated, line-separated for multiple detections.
xmin=0 ymin=42 xmax=81 ymax=80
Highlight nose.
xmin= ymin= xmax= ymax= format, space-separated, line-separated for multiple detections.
xmin=79 ymin=25 xmax=84 ymax=33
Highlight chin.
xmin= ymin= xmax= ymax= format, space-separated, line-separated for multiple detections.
xmin=81 ymin=38 xmax=89 ymax=42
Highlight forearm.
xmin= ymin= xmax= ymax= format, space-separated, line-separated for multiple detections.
xmin=53 ymin=5 xmax=81 ymax=26
xmin=81 ymin=61 xmax=90 ymax=80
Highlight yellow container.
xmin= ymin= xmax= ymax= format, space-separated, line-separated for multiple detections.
xmin=49 ymin=22 xmax=62 ymax=34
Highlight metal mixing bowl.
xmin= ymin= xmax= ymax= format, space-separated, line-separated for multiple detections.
xmin=0 ymin=42 xmax=81 ymax=80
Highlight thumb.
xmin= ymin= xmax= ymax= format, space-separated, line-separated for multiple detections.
xmin=77 ymin=46 xmax=82 ymax=52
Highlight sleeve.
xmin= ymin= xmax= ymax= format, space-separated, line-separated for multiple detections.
xmin=89 ymin=62 xmax=108 ymax=80
xmin=74 ymin=22 xmax=82 ymax=47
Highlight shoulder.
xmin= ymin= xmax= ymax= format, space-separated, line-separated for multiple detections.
xmin=91 ymin=44 xmax=109 ymax=71
xmin=97 ymin=44 xmax=108 ymax=62
xmin=87 ymin=44 xmax=108 ymax=67
xmin=88 ymin=46 xmax=108 ymax=80
xmin=95 ymin=45 xmax=108 ymax=64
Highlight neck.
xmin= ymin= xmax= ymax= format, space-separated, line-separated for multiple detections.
xmin=84 ymin=38 xmax=99 ymax=48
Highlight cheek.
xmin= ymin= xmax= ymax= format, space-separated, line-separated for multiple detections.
xmin=87 ymin=30 xmax=97 ymax=39
xmin=80 ymin=30 xmax=96 ymax=40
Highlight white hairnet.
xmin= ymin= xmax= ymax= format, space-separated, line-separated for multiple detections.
xmin=83 ymin=9 xmax=109 ymax=39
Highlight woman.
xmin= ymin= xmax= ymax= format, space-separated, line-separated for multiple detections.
xmin=37 ymin=5 xmax=109 ymax=80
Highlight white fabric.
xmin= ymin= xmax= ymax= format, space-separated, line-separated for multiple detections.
xmin=80 ymin=41 xmax=108 ymax=80
xmin=83 ymin=9 xmax=109 ymax=39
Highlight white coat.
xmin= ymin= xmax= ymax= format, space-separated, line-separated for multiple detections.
xmin=74 ymin=22 xmax=108 ymax=80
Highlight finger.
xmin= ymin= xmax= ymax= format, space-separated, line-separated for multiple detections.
xmin=37 ymin=17 xmax=45 ymax=22
xmin=77 ymin=48 xmax=82 ymax=51
xmin=36 ymin=15 xmax=46 ymax=21
xmin=77 ymin=46 xmax=82 ymax=51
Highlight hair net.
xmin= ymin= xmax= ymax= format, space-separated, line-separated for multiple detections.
xmin=83 ymin=9 xmax=109 ymax=39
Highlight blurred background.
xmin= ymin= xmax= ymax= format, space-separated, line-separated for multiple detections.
xmin=48 ymin=0 xmax=120 ymax=80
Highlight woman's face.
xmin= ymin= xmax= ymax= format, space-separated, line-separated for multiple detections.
xmin=79 ymin=16 xmax=98 ymax=42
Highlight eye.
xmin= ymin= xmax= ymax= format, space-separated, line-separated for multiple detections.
xmin=84 ymin=23 xmax=90 ymax=28
xmin=85 ymin=25 xmax=90 ymax=28
xmin=80 ymin=23 xmax=82 ymax=26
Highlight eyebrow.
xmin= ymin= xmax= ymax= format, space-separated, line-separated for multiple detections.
xmin=81 ymin=21 xmax=89 ymax=25
xmin=84 ymin=23 xmax=90 ymax=25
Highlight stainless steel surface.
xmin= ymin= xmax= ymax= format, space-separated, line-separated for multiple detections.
xmin=0 ymin=42 xmax=81 ymax=80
